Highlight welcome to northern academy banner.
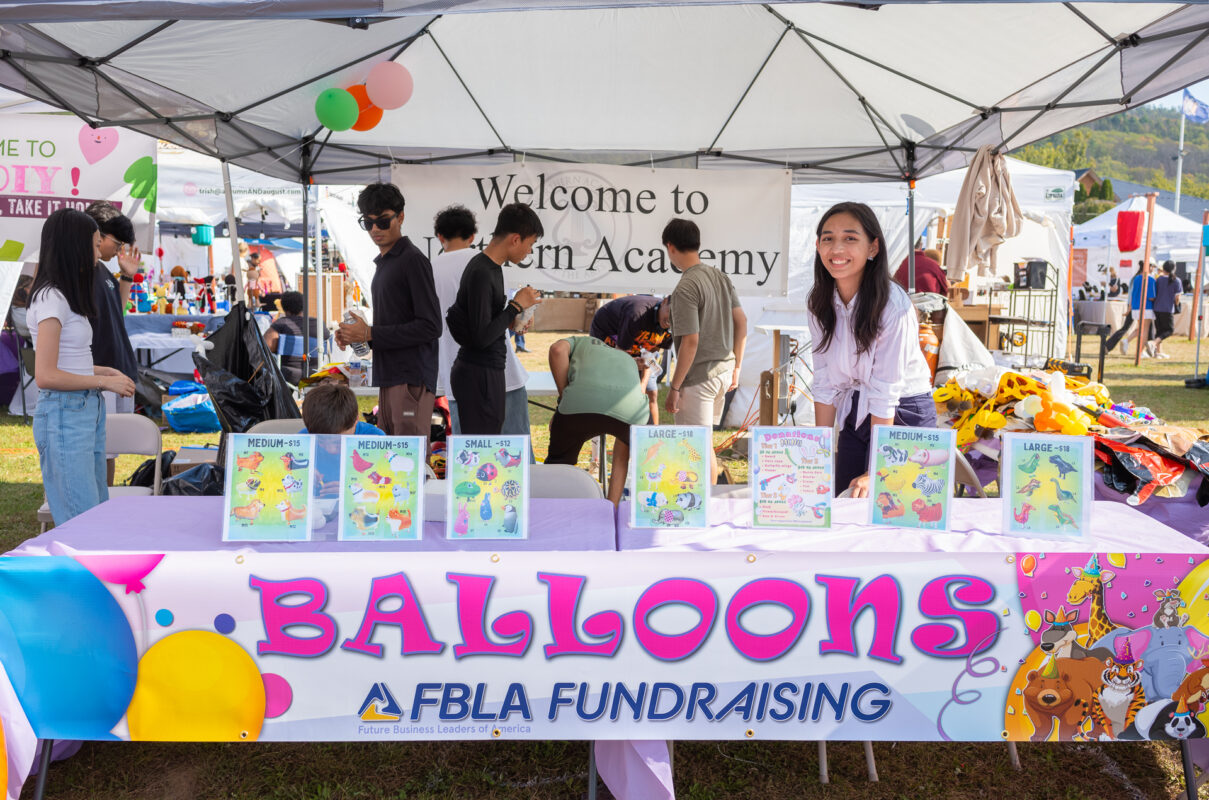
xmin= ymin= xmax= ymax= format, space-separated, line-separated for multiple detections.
xmin=0 ymin=114 xmax=157 ymax=263
xmin=392 ymin=162 xmax=790 ymax=296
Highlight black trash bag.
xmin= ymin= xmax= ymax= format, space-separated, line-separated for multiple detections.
xmin=134 ymin=368 xmax=171 ymax=420
xmin=192 ymin=302 xmax=299 ymax=433
xmin=126 ymin=451 xmax=174 ymax=487
xmin=161 ymin=463 xmax=224 ymax=496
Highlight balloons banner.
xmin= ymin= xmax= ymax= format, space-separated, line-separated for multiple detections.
xmin=3 ymin=548 xmax=1209 ymax=749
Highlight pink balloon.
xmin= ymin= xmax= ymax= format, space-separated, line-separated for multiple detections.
xmin=262 ymin=673 xmax=293 ymax=719
xmin=366 ymin=61 xmax=413 ymax=110
xmin=75 ymin=554 xmax=164 ymax=594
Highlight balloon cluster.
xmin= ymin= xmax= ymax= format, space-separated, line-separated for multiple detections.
xmin=314 ymin=61 xmax=414 ymax=132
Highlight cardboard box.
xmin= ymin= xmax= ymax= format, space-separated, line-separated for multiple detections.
xmin=171 ymin=446 xmax=219 ymax=476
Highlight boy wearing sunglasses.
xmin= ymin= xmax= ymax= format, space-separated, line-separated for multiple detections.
xmin=336 ymin=182 xmax=441 ymax=437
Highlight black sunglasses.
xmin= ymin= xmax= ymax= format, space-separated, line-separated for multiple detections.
xmin=358 ymin=213 xmax=396 ymax=231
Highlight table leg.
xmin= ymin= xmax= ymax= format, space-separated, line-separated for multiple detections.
xmin=33 ymin=737 xmax=54 ymax=800
xmin=863 ymin=741 xmax=878 ymax=782
xmin=588 ymin=741 xmax=598 ymax=800
xmin=818 ymin=741 xmax=829 ymax=784
xmin=1006 ymin=741 xmax=1021 ymax=771
xmin=596 ymin=434 xmax=607 ymax=489
xmin=1181 ymin=739 xmax=1200 ymax=800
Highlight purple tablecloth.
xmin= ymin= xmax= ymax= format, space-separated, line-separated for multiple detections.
xmin=13 ymin=495 xmax=615 ymax=555
xmin=617 ymin=497 xmax=1204 ymax=554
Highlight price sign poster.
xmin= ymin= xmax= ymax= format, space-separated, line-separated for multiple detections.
xmin=1001 ymin=433 xmax=1092 ymax=540
xmin=338 ymin=436 xmax=426 ymax=541
xmin=222 ymin=433 xmax=316 ymax=542
xmin=750 ymin=427 xmax=833 ymax=528
xmin=445 ymin=435 xmax=530 ymax=539
xmin=868 ymin=426 xmax=955 ymax=531
xmin=630 ymin=425 xmax=711 ymax=529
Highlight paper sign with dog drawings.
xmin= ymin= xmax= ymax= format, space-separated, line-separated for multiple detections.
xmin=337 ymin=436 xmax=426 ymax=541
xmin=750 ymin=426 xmax=833 ymax=528
xmin=1001 ymin=433 xmax=1092 ymax=540
xmin=445 ymin=435 xmax=530 ymax=539
xmin=222 ymin=433 xmax=316 ymax=542
xmin=868 ymin=425 xmax=955 ymax=531
xmin=630 ymin=425 xmax=711 ymax=529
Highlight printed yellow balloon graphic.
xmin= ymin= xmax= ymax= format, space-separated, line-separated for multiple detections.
xmin=0 ymin=712 xmax=7 ymax=790
xmin=127 ymin=630 xmax=265 ymax=741
xmin=1106 ymin=553 xmax=1127 ymax=569
xmin=1179 ymin=560 xmax=1209 ymax=638
xmin=1024 ymin=609 xmax=1042 ymax=632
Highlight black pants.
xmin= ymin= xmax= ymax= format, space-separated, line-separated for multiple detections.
xmin=546 ymin=411 xmax=631 ymax=465
xmin=1105 ymin=311 xmax=1153 ymax=351
xmin=836 ymin=391 xmax=938 ymax=491
xmin=1155 ymin=311 xmax=1175 ymax=341
xmin=450 ymin=358 xmax=505 ymax=435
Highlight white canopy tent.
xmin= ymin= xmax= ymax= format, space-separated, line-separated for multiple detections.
xmin=1074 ymin=194 xmax=1205 ymax=281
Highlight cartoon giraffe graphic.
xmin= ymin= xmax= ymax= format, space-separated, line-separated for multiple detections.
xmin=1067 ymin=553 xmax=1118 ymax=644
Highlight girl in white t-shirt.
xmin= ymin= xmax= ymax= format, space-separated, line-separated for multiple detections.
xmin=807 ymin=202 xmax=936 ymax=498
xmin=29 ymin=209 xmax=136 ymax=525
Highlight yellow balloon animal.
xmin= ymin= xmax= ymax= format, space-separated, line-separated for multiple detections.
xmin=127 ymin=630 xmax=266 ymax=741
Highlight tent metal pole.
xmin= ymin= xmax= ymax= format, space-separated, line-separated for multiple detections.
xmin=1175 ymin=112 xmax=1186 ymax=215
xmin=908 ymin=181 xmax=917 ymax=293
xmin=221 ymin=160 xmax=244 ymax=297
xmin=302 ymin=144 xmax=312 ymax=378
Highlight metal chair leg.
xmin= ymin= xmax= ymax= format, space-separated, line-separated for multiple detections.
xmin=863 ymin=741 xmax=878 ymax=782
xmin=1179 ymin=739 xmax=1202 ymax=800
xmin=818 ymin=741 xmax=829 ymax=784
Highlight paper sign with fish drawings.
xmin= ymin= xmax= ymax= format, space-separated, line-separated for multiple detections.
xmin=338 ymin=436 xmax=425 ymax=541
xmin=223 ymin=433 xmax=316 ymax=542
xmin=445 ymin=435 xmax=530 ymax=539
xmin=1001 ymin=433 xmax=1092 ymax=541
xmin=868 ymin=425 xmax=955 ymax=532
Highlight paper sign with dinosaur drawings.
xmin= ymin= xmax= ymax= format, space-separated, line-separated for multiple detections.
xmin=629 ymin=425 xmax=711 ymax=529
xmin=445 ymin=435 xmax=530 ymax=539
xmin=337 ymin=436 xmax=425 ymax=541
xmin=1001 ymin=433 xmax=1092 ymax=540
xmin=222 ymin=433 xmax=316 ymax=542
xmin=750 ymin=426 xmax=832 ymax=528
xmin=868 ymin=425 xmax=955 ymax=531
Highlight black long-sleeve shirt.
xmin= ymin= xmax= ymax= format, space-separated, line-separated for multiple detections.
xmin=445 ymin=252 xmax=518 ymax=370
xmin=369 ymin=236 xmax=441 ymax=392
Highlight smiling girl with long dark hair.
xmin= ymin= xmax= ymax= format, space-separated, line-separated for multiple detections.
xmin=807 ymin=202 xmax=936 ymax=498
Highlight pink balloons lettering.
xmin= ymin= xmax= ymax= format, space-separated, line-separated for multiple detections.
xmin=366 ymin=61 xmax=413 ymax=110
xmin=75 ymin=554 xmax=165 ymax=594
xmin=78 ymin=125 xmax=119 ymax=165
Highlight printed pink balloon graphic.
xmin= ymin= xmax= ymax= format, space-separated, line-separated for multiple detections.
xmin=75 ymin=554 xmax=165 ymax=594
xmin=262 ymin=673 xmax=293 ymax=718
xmin=78 ymin=125 xmax=119 ymax=164
xmin=366 ymin=61 xmax=413 ymax=110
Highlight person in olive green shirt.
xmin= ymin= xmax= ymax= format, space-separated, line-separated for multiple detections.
xmin=546 ymin=336 xmax=650 ymax=505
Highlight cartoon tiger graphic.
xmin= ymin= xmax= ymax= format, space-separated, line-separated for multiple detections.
xmin=1092 ymin=656 xmax=1146 ymax=739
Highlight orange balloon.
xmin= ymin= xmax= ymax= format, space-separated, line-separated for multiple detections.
xmin=1021 ymin=554 xmax=1037 ymax=578
xmin=347 ymin=85 xmax=383 ymax=132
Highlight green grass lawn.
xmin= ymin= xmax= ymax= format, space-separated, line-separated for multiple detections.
xmin=3 ymin=331 xmax=1209 ymax=799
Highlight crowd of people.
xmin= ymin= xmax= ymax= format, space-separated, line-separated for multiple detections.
xmin=33 ymin=179 xmax=1099 ymax=524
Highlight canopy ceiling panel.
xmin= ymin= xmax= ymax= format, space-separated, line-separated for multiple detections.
xmin=0 ymin=1 xmax=1206 ymax=185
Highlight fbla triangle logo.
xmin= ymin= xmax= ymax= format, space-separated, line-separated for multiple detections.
xmin=358 ymin=682 xmax=403 ymax=721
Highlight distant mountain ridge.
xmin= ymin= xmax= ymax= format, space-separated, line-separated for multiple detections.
xmin=1014 ymin=105 xmax=1209 ymax=203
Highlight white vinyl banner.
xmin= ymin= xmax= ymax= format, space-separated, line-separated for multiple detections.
xmin=393 ymin=162 xmax=790 ymax=296
xmin=0 ymin=114 xmax=157 ymax=262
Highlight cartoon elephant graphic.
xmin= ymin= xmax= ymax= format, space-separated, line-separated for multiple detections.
xmin=1092 ymin=625 xmax=1209 ymax=700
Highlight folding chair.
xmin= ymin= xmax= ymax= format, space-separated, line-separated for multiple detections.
xmin=529 ymin=463 xmax=604 ymax=500
xmin=38 ymin=413 xmax=163 ymax=532
xmin=953 ymin=450 xmax=988 ymax=498
xmin=247 ymin=418 xmax=307 ymax=435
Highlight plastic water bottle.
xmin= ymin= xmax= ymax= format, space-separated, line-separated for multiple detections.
xmin=343 ymin=310 xmax=371 ymax=358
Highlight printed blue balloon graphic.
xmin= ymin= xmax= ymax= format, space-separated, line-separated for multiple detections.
xmin=0 ymin=557 xmax=137 ymax=739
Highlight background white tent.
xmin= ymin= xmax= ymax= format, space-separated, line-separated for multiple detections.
xmin=723 ymin=157 xmax=1075 ymax=425
xmin=1074 ymin=194 xmax=1205 ymax=282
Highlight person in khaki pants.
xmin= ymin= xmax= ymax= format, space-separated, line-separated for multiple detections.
xmin=661 ymin=218 xmax=746 ymax=482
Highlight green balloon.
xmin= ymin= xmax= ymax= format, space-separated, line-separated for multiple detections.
xmin=315 ymin=88 xmax=359 ymax=132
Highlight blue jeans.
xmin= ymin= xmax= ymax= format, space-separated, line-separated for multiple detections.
xmin=33 ymin=388 xmax=107 ymax=525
